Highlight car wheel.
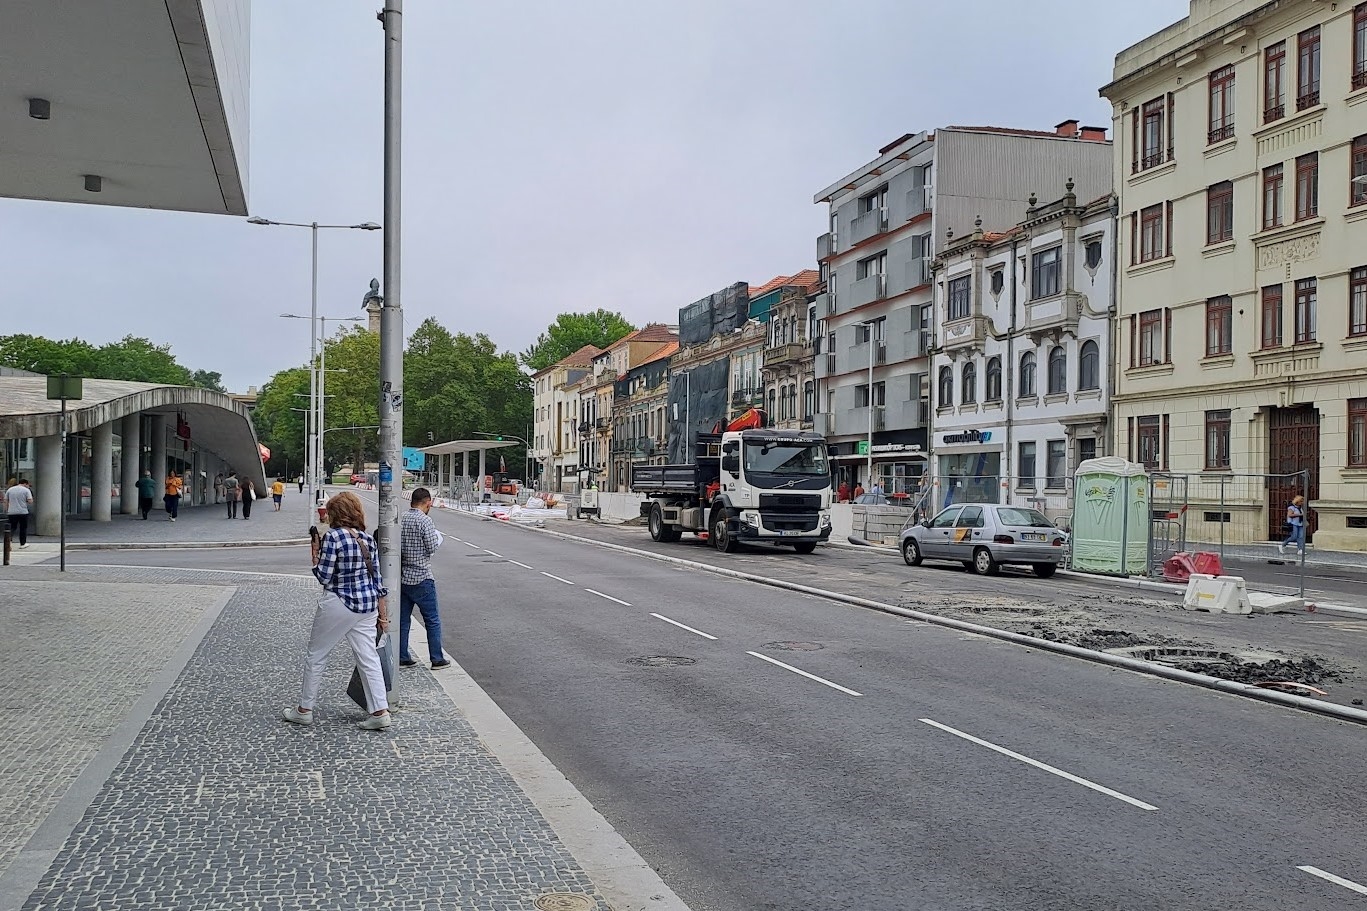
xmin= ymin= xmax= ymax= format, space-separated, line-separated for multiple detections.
xmin=711 ymin=509 xmax=738 ymax=553
xmin=972 ymin=547 xmax=1000 ymax=576
xmin=1033 ymin=563 xmax=1057 ymax=579
xmin=793 ymin=541 xmax=817 ymax=555
xmin=648 ymin=504 xmax=667 ymax=542
xmin=901 ymin=539 xmax=923 ymax=567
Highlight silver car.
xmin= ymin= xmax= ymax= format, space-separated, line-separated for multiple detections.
xmin=899 ymin=503 xmax=1068 ymax=578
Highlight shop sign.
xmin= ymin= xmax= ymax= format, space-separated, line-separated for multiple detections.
xmin=940 ymin=429 xmax=994 ymax=445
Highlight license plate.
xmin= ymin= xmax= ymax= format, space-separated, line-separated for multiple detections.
xmin=1023 ymin=533 xmax=1046 ymax=542
xmin=780 ymin=530 xmax=801 ymax=537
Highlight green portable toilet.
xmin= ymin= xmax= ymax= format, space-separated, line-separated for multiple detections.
xmin=1071 ymin=457 xmax=1148 ymax=575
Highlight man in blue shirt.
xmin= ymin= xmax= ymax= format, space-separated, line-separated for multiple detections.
xmin=398 ymin=488 xmax=450 ymax=669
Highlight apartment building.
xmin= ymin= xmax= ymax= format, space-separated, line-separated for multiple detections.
xmin=757 ymin=271 xmax=821 ymax=431
xmin=814 ymin=123 xmax=1113 ymax=492
xmin=610 ymin=340 xmax=678 ymax=488
xmin=1101 ymin=0 xmax=1367 ymax=549
xmin=931 ymin=186 xmax=1116 ymax=516
xmin=531 ymin=344 xmax=599 ymax=493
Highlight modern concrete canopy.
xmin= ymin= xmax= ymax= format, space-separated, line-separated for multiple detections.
xmin=419 ymin=440 xmax=519 ymax=500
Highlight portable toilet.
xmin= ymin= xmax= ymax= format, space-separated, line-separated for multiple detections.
xmin=1070 ymin=457 xmax=1149 ymax=575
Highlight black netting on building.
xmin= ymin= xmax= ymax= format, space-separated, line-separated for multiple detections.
xmin=678 ymin=282 xmax=749 ymax=347
xmin=666 ymin=358 xmax=730 ymax=463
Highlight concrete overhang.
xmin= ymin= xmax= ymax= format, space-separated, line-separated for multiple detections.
xmin=0 ymin=0 xmax=250 ymax=215
xmin=420 ymin=440 xmax=519 ymax=457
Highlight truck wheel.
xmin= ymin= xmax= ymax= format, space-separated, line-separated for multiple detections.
xmin=711 ymin=509 xmax=738 ymax=553
xmin=793 ymin=541 xmax=817 ymax=555
xmin=648 ymin=504 xmax=668 ymax=542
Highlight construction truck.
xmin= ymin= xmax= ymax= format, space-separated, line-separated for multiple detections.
xmin=629 ymin=410 xmax=833 ymax=554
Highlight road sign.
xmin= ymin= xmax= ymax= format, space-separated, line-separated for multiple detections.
xmin=401 ymin=446 xmax=425 ymax=471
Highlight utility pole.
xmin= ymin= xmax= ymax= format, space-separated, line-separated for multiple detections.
xmin=377 ymin=1 xmax=404 ymax=644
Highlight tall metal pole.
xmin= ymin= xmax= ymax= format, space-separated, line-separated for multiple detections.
xmin=377 ymin=0 xmax=404 ymax=625
xmin=309 ymin=221 xmax=320 ymax=504
xmin=318 ymin=316 xmax=328 ymax=490
xmin=59 ymin=398 xmax=67 ymax=573
xmin=866 ymin=322 xmax=875 ymax=489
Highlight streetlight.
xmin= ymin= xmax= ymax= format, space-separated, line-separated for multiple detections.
xmin=280 ymin=310 xmax=365 ymax=498
xmin=860 ymin=318 xmax=880 ymax=491
xmin=249 ymin=216 xmax=380 ymax=503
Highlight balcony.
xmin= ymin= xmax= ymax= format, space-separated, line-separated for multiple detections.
xmin=1024 ymin=293 xmax=1080 ymax=338
xmin=1296 ymin=87 xmax=1319 ymax=111
xmin=902 ymin=327 xmax=932 ymax=359
xmin=594 ymin=417 xmax=610 ymax=432
xmin=850 ymin=208 xmax=889 ymax=245
xmin=577 ymin=421 xmax=592 ymax=434
xmin=814 ymin=412 xmax=836 ymax=437
xmin=941 ymin=315 xmax=989 ymax=351
xmin=873 ymin=405 xmax=886 ymax=432
xmin=898 ymin=397 xmax=930 ymax=429
xmin=731 ymin=387 xmax=764 ymax=407
xmin=763 ymin=342 xmax=811 ymax=369
xmin=902 ymin=256 xmax=932 ymax=291
xmin=824 ymin=352 xmax=836 ymax=374
xmin=874 ymin=340 xmax=887 ymax=365
xmin=904 ymin=187 xmax=928 ymax=221
xmin=850 ymin=272 xmax=887 ymax=309
xmin=818 ymin=232 xmax=837 ymax=260
xmin=1355 ymin=67 xmax=1367 ymax=91
xmin=820 ymin=292 xmax=836 ymax=316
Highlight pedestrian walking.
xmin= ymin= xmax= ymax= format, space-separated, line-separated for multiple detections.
xmin=297 ymin=474 xmax=305 ymax=494
xmin=241 ymin=478 xmax=255 ymax=519
xmin=223 ymin=471 xmax=240 ymax=518
xmin=398 ymin=487 xmax=450 ymax=670
xmin=135 ymin=470 xmax=157 ymax=519
xmin=271 ymin=477 xmax=285 ymax=511
xmin=1280 ymin=494 xmax=1307 ymax=556
xmin=853 ymin=482 xmax=865 ymax=500
xmin=163 ymin=470 xmax=183 ymax=522
xmin=870 ymin=481 xmax=885 ymax=497
xmin=283 ymin=490 xmax=391 ymax=730
xmin=837 ymin=480 xmax=850 ymax=503
xmin=214 ymin=472 xmax=224 ymax=505
xmin=4 ymin=478 xmax=33 ymax=548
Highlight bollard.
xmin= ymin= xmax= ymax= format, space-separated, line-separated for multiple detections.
xmin=2 ymin=526 xmax=9 ymax=566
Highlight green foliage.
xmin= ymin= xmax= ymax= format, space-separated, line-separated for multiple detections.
xmin=251 ymin=367 xmax=310 ymax=476
xmin=519 ymin=309 xmax=635 ymax=371
xmin=191 ymin=369 xmax=227 ymax=392
xmin=320 ymin=326 xmax=381 ymax=471
xmin=0 ymin=333 xmax=200 ymax=385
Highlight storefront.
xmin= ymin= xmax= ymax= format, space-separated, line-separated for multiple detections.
xmin=829 ymin=440 xmax=927 ymax=498
xmin=934 ymin=427 xmax=1005 ymax=508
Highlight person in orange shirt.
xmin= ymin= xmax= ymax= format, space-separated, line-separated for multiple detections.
xmin=271 ymin=478 xmax=286 ymax=511
xmin=163 ymin=470 xmax=183 ymax=522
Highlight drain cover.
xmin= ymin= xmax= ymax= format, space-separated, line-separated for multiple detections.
xmin=533 ymin=894 xmax=596 ymax=911
xmin=627 ymin=656 xmax=696 ymax=667
xmin=761 ymin=641 xmax=825 ymax=651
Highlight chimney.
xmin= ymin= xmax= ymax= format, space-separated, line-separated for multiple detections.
xmin=1055 ymin=119 xmax=1080 ymax=138
xmin=1080 ymin=125 xmax=1109 ymax=141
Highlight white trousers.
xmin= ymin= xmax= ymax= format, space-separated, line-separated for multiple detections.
xmin=298 ymin=592 xmax=388 ymax=713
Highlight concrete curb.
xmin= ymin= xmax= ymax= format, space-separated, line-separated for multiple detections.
xmin=444 ymin=508 xmax=1367 ymax=728
xmin=67 ymin=538 xmax=309 ymax=551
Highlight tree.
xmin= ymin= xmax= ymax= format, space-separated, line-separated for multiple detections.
xmin=520 ymin=310 xmax=635 ymax=371
xmin=251 ymin=367 xmax=310 ymax=477
xmin=320 ymin=326 xmax=381 ymax=473
xmin=0 ymin=333 xmax=206 ymax=385
xmin=191 ymin=369 xmax=227 ymax=392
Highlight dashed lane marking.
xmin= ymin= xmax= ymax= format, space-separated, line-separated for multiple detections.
xmin=584 ymin=589 xmax=632 ymax=606
xmin=650 ymin=613 xmax=718 ymax=640
xmin=540 ymin=571 xmax=574 ymax=585
xmin=747 ymin=651 xmax=863 ymax=697
xmin=1297 ymin=865 xmax=1367 ymax=895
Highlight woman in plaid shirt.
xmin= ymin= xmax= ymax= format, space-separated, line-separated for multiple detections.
xmin=283 ymin=491 xmax=393 ymax=730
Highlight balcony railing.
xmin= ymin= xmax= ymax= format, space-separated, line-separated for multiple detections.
xmin=873 ymin=405 xmax=886 ymax=432
xmin=1355 ymin=68 xmax=1367 ymax=91
xmin=1208 ymin=122 xmax=1234 ymax=144
xmin=1264 ymin=103 xmax=1285 ymax=123
xmin=851 ymin=208 xmax=889 ymax=245
xmin=850 ymin=272 xmax=887 ymax=308
xmin=815 ymin=412 xmax=836 ymax=437
xmin=763 ymin=342 xmax=811 ymax=369
xmin=824 ymin=352 xmax=836 ymax=374
xmin=577 ymin=421 xmax=592 ymax=433
xmin=904 ymin=188 xmax=927 ymax=221
xmin=818 ymin=232 xmax=836 ymax=260
xmin=731 ymin=387 xmax=764 ymax=406
xmin=1296 ymin=87 xmax=1320 ymax=111
xmin=874 ymin=340 xmax=887 ymax=365
xmin=822 ymin=292 xmax=837 ymax=316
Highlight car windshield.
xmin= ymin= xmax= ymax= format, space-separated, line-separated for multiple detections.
xmin=743 ymin=441 xmax=829 ymax=476
xmin=996 ymin=507 xmax=1055 ymax=528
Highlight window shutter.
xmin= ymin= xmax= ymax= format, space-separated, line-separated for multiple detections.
xmin=1163 ymin=308 xmax=1173 ymax=363
xmin=1166 ymin=92 xmax=1175 ymax=161
xmin=1129 ymin=314 xmax=1137 ymax=368
xmin=1131 ymin=108 xmax=1140 ymax=173
xmin=1130 ymin=212 xmax=1138 ymax=266
xmin=1165 ymin=201 xmax=1173 ymax=257
xmin=1161 ymin=414 xmax=1170 ymax=470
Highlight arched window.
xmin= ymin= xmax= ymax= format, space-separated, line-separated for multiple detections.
xmin=803 ymin=380 xmax=815 ymax=420
xmin=1019 ymin=351 xmax=1037 ymax=397
xmin=787 ymin=385 xmax=798 ymax=421
xmin=961 ymin=362 xmax=977 ymax=404
xmin=768 ymin=388 xmax=777 ymax=417
xmin=985 ymin=356 xmax=1002 ymax=401
xmin=1078 ymin=340 xmax=1100 ymax=390
xmin=938 ymin=366 xmax=953 ymax=408
xmin=1047 ymin=346 xmax=1067 ymax=395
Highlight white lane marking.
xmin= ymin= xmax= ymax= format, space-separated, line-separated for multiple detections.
xmin=540 ymin=571 xmax=574 ymax=585
xmin=507 ymin=560 xmax=533 ymax=570
xmin=747 ymin=651 xmax=863 ymax=697
xmin=650 ymin=613 xmax=718 ymax=640
xmin=484 ymin=549 xmax=503 ymax=558
xmin=463 ymin=541 xmax=481 ymax=549
xmin=918 ymin=718 xmax=1158 ymax=811
xmin=1297 ymin=865 xmax=1367 ymax=895
xmin=585 ymin=588 xmax=632 ymax=606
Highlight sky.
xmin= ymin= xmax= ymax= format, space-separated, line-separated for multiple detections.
xmin=3 ymin=0 xmax=1194 ymax=392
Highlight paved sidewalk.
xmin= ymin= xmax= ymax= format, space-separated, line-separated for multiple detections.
xmin=0 ymin=562 xmax=682 ymax=911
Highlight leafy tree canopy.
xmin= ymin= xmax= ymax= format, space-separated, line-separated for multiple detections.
xmin=0 ymin=333 xmax=207 ymax=386
xmin=519 ymin=309 xmax=635 ymax=371
xmin=191 ymin=369 xmax=227 ymax=392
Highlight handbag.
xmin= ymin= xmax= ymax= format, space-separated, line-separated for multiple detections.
xmin=343 ymin=528 xmax=394 ymax=707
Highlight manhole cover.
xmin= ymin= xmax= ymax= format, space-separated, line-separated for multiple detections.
xmin=533 ymin=894 xmax=596 ymax=911
xmin=761 ymin=641 xmax=825 ymax=651
xmin=627 ymin=656 xmax=696 ymax=667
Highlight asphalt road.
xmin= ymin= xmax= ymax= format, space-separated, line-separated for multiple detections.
xmin=54 ymin=511 xmax=1367 ymax=909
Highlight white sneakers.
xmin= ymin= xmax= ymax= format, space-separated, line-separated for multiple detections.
xmin=358 ymin=713 xmax=392 ymax=731
xmin=282 ymin=706 xmax=392 ymax=730
xmin=282 ymin=706 xmax=313 ymax=726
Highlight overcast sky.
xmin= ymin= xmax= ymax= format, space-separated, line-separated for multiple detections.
xmin=3 ymin=0 xmax=1192 ymax=391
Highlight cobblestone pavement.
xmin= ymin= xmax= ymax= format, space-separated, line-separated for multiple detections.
xmin=61 ymin=489 xmax=314 ymax=546
xmin=0 ymin=580 xmax=218 ymax=880
xmin=14 ymin=571 xmax=612 ymax=911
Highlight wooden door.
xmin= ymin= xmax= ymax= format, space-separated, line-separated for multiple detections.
xmin=1266 ymin=406 xmax=1319 ymax=541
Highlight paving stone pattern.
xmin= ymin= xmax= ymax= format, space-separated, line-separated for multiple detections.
xmin=62 ymin=491 xmax=315 ymax=546
xmin=0 ymin=582 xmax=215 ymax=880
xmin=19 ymin=580 xmax=610 ymax=911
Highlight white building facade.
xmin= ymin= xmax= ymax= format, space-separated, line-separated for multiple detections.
xmin=931 ymin=190 xmax=1116 ymax=517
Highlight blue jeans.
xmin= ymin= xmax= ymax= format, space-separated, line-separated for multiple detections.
xmin=1282 ymin=523 xmax=1306 ymax=552
xmin=399 ymin=579 xmax=445 ymax=663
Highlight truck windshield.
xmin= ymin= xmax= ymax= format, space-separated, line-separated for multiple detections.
xmin=743 ymin=442 xmax=829 ymax=476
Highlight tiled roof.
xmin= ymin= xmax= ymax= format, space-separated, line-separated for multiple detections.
xmin=607 ymin=322 xmax=677 ymax=351
xmin=749 ymin=269 xmax=822 ymax=299
xmin=557 ymin=344 xmax=603 ymax=368
xmin=640 ymin=341 xmax=678 ymax=364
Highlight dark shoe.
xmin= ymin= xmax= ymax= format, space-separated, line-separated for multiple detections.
xmin=430 ymin=659 xmax=452 ymax=669
xmin=399 ymin=659 xmax=417 ymax=668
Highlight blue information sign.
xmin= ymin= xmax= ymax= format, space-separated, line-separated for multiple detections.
xmin=402 ymin=447 xmax=426 ymax=471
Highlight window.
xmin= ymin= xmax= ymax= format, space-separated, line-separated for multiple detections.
xmin=1031 ymin=247 xmax=1061 ymax=299
xmin=1263 ymin=164 xmax=1284 ymax=230
xmin=955 ymin=506 xmax=985 ymax=529
xmin=929 ymin=506 xmax=962 ymax=529
xmin=1261 ymin=285 xmax=1284 ymax=348
xmin=947 ymin=275 xmax=972 ymax=320
xmin=985 ymin=356 xmax=1002 ymax=402
xmin=1205 ymin=295 xmax=1233 ymax=356
xmin=1084 ymin=240 xmax=1102 ymax=270
xmin=1352 ymin=135 xmax=1367 ymax=207
xmin=1207 ymin=181 xmax=1233 ymax=244
xmin=1297 ymin=26 xmax=1321 ymax=110
xmin=769 ymin=388 xmax=778 ymax=417
xmin=857 ymin=252 xmax=887 ymax=279
xmin=1045 ymin=441 xmax=1067 ymax=490
xmin=990 ymin=269 xmax=1004 ymax=296
xmin=1139 ymin=204 xmax=1165 ymax=262
xmin=1205 ymin=410 xmax=1231 ymax=470
xmin=1350 ymin=398 xmax=1367 ymax=468
xmin=803 ymin=381 xmax=814 ymax=421
xmin=961 ymin=362 xmax=976 ymax=404
xmin=1138 ymin=309 xmax=1163 ymax=366
xmin=1078 ymin=340 xmax=1100 ymax=390
xmin=1352 ymin=267 xmax=1367 ymax=337
xmin=1078 ymin=438 xmax=1097 ymax=464
xmin=1295 ymin=277 xmax=1317 ymax=343
xmin=871 ymin=381 xmax=885 ymax=407
xmin=1018 ymin=442 xmax=1037 ymax=489
xmin=1019 ymin=351 xmax=1036 ymax=397
xmin=1047 ymin=346 xmax=1067 ymax=395
xmin=1356 ymin=3 xmax=1367 ymax=90
xmin=1208 ymin=64 xmax=1235 ymax=143
xmin=937 ymin=366 xmax=953 ymax=408
xmin=1265 ymin=41 xmax=1286 ymax=122
xmin=1137 ymin=415 xmax=1162 ymax=469
xmin=1295 ymin=152 xmax=1319 ymax=221
xmin=1139 ymin=96 xmax=1167 ymax=170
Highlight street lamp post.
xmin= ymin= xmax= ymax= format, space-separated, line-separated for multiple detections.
xmin=861 ymin=318 xmax=878 ymax=490
xmin=248 ymin=216 xmax=379 ymax=504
